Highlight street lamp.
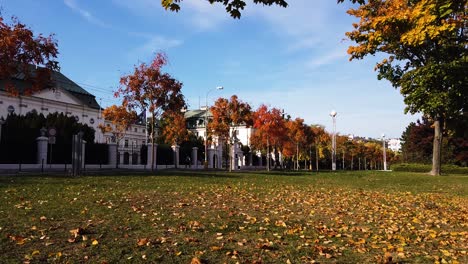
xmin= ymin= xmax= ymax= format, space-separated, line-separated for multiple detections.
xmin=382 ymin=133 xmax=387 ymax=171
xmin=330 ymin=110 xmax=337 ymax=171
xmin=204 ymin=86 xmax=223 ymax=169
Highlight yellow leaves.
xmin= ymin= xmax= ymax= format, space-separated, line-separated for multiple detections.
xmin=9 ymin=235 xmax=27 ymax=245
xmin=210 ymin=246 xmax=222 ymax=251
xmin=69 ymin=228 xmax=83 ymax=238
xmin=137 ymin=238 xmax=149 ymax=247
xmin=91 ymin=239 xmax=99 ymax=246
xmin=191 ymin=257 xmax=202 ymax=264
xmin=275 ymin=220 xmax=287 ymax=227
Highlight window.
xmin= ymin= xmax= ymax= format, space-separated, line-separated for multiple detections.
xmin=89 ymin=118 xmax=95 ymax=124
xmin=134 ymin=128 xmax=137 ymax=132
xmin=124 ymin=140 xmax=129 ymax=147
xmin=142 ymin=129 xmax=145 ymax=133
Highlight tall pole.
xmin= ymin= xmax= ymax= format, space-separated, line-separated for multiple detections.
xmin=204 ymin=86 xmax=223 ymax=169
xmin=330 ymin=111 xmax=337 ymax=171
xmin=382 ymin=133 xmax=387 ymax=171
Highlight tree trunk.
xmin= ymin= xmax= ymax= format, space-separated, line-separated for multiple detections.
xmin=266 ymin=136 xmax=270 ymax=172
xmin=315 ymin=145 xmax=319 ymax=172
xmin=430 ymin=118 xmax=443 ymax=176
xmin=296 ymin=143 xmax=299 ymax=171
xmin=228 ymin=140 xmax=232 ymax=172
xmin=151 ymin=113 xmax=155 ymax=171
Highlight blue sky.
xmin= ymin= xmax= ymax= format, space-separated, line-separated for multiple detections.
xmin=2 ymin=0 xmax=420 ymax=138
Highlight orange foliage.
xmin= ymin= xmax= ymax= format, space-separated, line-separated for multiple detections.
xmin=98 ymin=105 xmax=138 ymax=143
xmin=0 ymin=16 xmax=59 ymax=95
xmin=209 ymin=95 xmax=252 ymax=142
xmin=251 ymin=105 xmax=286 ymax=150
xmin=161 ymin=112 xmax=188 ymax=145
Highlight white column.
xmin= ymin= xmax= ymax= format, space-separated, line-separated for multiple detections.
xmin=208 ymin=148 xmax=214 ymax=168
xmin=172 ymin=145 xmax=180 ymax=168
xmin=192 ymin=147 xmax=198 ymax=168
xmin=36 ymin=136 xmax=48 ymax=165
xmin=216 ymin=144 xmax=223 ymax=169
xmin=108 ymin=143 xmax=117 ymax=167
xmin=81 ymin=140 xmax=86 ymax=168
xmin=147 ymin=143 xmax=158 ymax=169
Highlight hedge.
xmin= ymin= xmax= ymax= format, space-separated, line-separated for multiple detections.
xmin=392 ymin=163 xmax=468 ymax=175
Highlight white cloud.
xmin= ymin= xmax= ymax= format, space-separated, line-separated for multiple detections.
xmin=63 ymin=0 xmax=110 ymax=28
xmin=246 ymin=0 xmax=352 ymax=52
xmin=111 ymin=0 xmax=228 ymax=31
xmin=306 ymin=47 xmax=349 ymax=69
xmin=128 ymin=35 xmax=183 ymax=61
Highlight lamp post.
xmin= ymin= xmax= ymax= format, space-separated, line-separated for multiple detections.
xmin=204 ymin=86 xmax=223 ymax=169
xmin=330 ymin=110 xmax=337 ymax=171
xmin=382 ymin=133 xmax=387 ymax=171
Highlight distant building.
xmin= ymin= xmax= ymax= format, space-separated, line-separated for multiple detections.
xmin=184 ymin=109 xmax=254 ymax=147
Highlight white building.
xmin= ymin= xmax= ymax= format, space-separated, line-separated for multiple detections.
xmin=184 ymin=109 xmax=255 ymax=168
xmin=0 ymin=69 xmax=146 ymax=164
xmin=184 ymin=109 xmax=254 ymax=147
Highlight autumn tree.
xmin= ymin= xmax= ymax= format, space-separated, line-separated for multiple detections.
xmin=162 ymin=0 xmax=288 ymax=18
xmin=116 ymin=53 xmax=186 ymax=170
xmin=209 ymin=95 xmax=252 ymax=171
xmin=285 ymin=118 xmax=307 ymax=170
xmin=98 ymin=105 xmax=138 ymax=145
xmin=160 ymin=111 xmax=189 ymax=146
xmin=0 ymin=15 xmax=59 ymax=95
xmin=309 ymin=125 xmax=329 ymax=171
xmin=344 ymin=0 xmax=467 ymax=175
xmin=251 ymin=105 xmax=286 ymax=171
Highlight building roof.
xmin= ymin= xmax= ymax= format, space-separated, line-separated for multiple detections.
xmin=184 ymin=109 xmax=212 ymax=119
xmin=0 ymin=67 xmax=100 ymax=110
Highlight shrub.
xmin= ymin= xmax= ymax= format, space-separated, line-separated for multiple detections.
xmin=392 ymin=163 xmax=468 ymax=175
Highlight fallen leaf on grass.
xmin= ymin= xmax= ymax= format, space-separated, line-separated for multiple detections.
xmin=137 ymin=238 xmax=149 ymax=246
xmin=191 ymin=257 xmax=202 ymax=264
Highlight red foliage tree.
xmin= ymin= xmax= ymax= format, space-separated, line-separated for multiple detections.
xmin=161 ymin=111 xmax=189 ymax=146
xmin=98 ymin=105 xmax=138 ymax=145
xmin=209 ymin=95 xmax=252 ymax=171
xmin=0 ymin=16 xmax=59 ymax=96
xmin=284 ymin=118 xmax=307 ymax=170
xmin=251 ymin=105 xmax=286 ymax=171
xmin=116 ymin=53 xmax=185 ymax=170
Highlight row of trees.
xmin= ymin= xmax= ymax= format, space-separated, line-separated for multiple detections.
xmin=207 ymin=96 xmax=398 ymax=171
xmin=3 ymin=0 xmax=466 ymax=174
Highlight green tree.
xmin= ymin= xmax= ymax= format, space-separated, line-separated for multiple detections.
xmin=344 ymin=0 xmax=467 ymax=175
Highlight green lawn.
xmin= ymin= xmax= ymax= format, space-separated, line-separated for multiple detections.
xmin=0 ymin=171 xmax=467 ymax=263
